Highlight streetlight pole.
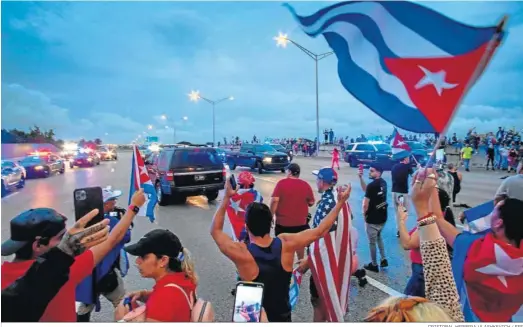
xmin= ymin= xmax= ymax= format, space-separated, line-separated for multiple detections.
xmin=274 ymin=32 xmax=333 ymax=155
xmin=188 ymin=91 xmax=234 ymax=146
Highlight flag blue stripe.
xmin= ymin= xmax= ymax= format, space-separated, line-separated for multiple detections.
xmin=379 ymin=1 xmax=501 ymax=55
xmin=128 ymin=150 xmax=136 ymax=206
xmin=285 ymin=1 xmax=501 ymax=56
xmin=311 ymin=13 xmax=398 ymax=73
xmin=324 ymin=32 xmax=436 ymax=133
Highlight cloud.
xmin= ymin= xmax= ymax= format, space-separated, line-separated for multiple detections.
xmin=2 ymin=1 xmax=523 ymax=143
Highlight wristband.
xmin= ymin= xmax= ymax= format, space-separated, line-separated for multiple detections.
xmin=128 ymin=205 xmax=140 ymax=214
xmin=417 ymin=212 xmax=434 ymax=222
xmin=418 ymin=216 xmax=436 ymax=227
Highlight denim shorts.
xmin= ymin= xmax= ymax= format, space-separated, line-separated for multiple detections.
xmin=404 ymin=263 xmax=425 ymax=298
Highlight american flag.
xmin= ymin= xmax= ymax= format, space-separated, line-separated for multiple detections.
xmin=223 ymin=189 xmax=263 ymax=241
xmin=128 ymin=145 xmax=157 ymax=223
xmin=309 ymin=192 xmax=352 ymax=322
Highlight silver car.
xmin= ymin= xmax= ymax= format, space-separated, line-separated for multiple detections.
xmin=1 ymin=160 xmax=26 ymax=196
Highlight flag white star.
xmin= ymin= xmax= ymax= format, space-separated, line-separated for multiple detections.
xmin=328 ymin=199 xmax=333 ymax=204
xmin=229 ymin=199 xmax=245 ymax=214
xmin=396 ymin=141 xmax=405 ymax=146
xmin=475 ymin=243 xmax=523 ymax=288
xmin=414 ymin=66 xmax=458 ymax=96
xmin=140 ymin=165 xmax=148 ymax=176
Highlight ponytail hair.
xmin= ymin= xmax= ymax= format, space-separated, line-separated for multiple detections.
xmin=180 ymin=248 xmax=198 ymax=285
xmin=164 ymin=248 xmax=199 ymax=285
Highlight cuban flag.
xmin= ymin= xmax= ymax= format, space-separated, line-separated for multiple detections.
xmin=453 ymin=232 xmax=523 ymax=322
xmin=308 ymin=196 xmax=352 ymax=322
xmin=223 ymin=189 xmax=263 ymax=241
xmin=462 ymin=200 xmax=494 ymax=234
xmin=129 ymin=145 xmax=157 ymax=223
xmin=285 ymin=1 xmax=505 ymax=133
xmin=390 ymin=128 xmax=411 ymax=154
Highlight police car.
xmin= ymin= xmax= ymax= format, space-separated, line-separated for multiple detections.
xmin=343 ymin=142 xmax=395 ymax=169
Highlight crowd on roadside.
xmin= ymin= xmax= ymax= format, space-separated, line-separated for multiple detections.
xmin=2 ymin=150 xmax=522 ymax=322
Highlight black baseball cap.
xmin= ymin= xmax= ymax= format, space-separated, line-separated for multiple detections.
xmin=286 ymin=163 xmax=300 ymax=176
xmin=369 ymin=163 xmax=383 ymax=174
xmin=1 ymin=208 xmax=67 ymax=256
xmin=124 ymin=229 xmax=182 ymax=258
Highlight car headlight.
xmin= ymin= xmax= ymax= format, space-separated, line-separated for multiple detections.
xmin=287 ymin=156 xmax=291 ymax=161
xmin=289 ymin=151 xmax=293 ymax=155
xmin=263 ymin=157 xmax=272 ymax=163
xmin=35 ymin=165 xmax=44 ymax=170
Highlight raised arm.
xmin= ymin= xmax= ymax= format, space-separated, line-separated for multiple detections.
xmin=210 ymin=181 xmax=254 ymax=268
xmin=279 ymin=185 xmax=351 ymax=251
xmin=90 ymin=190 xmax=146 ymax=265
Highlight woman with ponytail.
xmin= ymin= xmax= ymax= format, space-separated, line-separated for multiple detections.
xmin=114 ymin=229 xmax=213 ymax=322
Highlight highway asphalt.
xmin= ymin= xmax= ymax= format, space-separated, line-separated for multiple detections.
xmin=1 ymin=152 xmax=505 ymax=322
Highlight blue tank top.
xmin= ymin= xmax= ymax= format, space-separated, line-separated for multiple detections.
xmin=247 ymin=238 xmax=292 ymax=315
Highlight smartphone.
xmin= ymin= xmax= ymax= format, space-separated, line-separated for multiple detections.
xmin=229 ymin=174 xmax=237 ymax=190
xmin=358 ymin=164 xmax=364 ymax=174
xmin=398 ymin=195 xmax=405 ymax=206
xmin=232 ymin=282 xmax=264 ymax=322
xmin=74 ymin=187 xmax=105 ymax=227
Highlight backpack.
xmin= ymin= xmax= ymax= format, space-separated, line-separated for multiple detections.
xmin=164 ymin=284 xmax=214 ymax=322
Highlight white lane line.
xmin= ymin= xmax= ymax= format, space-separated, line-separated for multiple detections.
xmin=366 ymin=276 xmax=405 ymax=298
xmin=1 ymin=192 xmax=19 ymax=200
xmin=255 ymin=176 xmax=279 ymax=184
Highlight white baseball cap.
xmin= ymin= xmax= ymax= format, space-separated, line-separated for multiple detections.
xmin=103 ymin=186 xmax=122 ymax=203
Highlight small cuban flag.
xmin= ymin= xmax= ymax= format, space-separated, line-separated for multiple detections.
xmin=129 ymin=145 xmax=157 ymax=223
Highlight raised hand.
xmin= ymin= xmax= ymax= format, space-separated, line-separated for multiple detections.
xmin=57 ymin=209 xmax=110 ymax=256
xmin=130 ymin=189 xmax=146 ymax=207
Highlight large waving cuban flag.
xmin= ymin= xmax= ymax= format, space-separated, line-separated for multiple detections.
xmin=285 ymin=1 xmax=506 ymax=133
xmin=129 ymin=145 xmax=157 ymax=223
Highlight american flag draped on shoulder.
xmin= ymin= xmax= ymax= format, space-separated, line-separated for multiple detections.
xmin=308 ymin=192 xmax=352 ymax=322
xmin=129 ymin=145 xmax=157 ymax=223
xmin=223 ymin=189 xmax=263 ymax=241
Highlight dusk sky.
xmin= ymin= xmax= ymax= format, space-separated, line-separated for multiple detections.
xmin=2 ymin=1 xmax=522 ymax=144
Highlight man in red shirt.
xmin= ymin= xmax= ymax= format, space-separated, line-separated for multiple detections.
xmin=270 ymin=163 xmax=315 ymax=260
xmin=1 ymin=189 xmax=146 ymax=322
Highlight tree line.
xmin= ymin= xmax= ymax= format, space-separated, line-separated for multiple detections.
xmin=1 ymin=125 xmax=102 ymax=148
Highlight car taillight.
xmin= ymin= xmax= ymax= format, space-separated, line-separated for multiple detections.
xmin=222 ymin=167 xmax=226 ymax=177
xmin=166 ymin=172 xmax=174 ymax=181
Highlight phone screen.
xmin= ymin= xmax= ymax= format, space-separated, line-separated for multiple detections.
xmin=398 ymin=195 xmax=404 ymax=205
xmin=232 ymin=282 xmax=264 ymax=322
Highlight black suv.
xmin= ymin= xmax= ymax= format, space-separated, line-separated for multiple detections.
xmin=228 ymin=144 xmax=290 ymax=174
xmin=145 ymin=147 xmax=226 ymax=205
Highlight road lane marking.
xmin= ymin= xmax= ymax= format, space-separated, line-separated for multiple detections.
xmin=1 ymin=192 xmax=19 ymax=200
xmin=366 ymin=276 xmax=405 ymax=297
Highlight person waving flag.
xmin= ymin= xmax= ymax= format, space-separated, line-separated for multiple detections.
xmin=284 ymin=1 xmax=506 ymax=133
xmin=129 ymin=145 xmax=157 ymax=223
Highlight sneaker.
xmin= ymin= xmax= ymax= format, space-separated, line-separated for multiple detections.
xmin=380 ymin=259 xmax=389 ymax=268
xmin=358 ymin=277 xmax=368 ymax=287
xmin=364 ymin=262 xmax=379 ymax=272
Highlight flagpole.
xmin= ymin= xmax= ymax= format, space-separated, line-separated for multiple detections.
xmin=425 ymin=15 xmax=507 ymax=168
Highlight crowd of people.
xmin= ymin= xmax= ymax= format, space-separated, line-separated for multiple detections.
xmin=2 ymin=150 xmax=522 ymax=322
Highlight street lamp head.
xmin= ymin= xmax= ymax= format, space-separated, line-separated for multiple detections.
xmin=161 ymin=115 xmax=167 ymax=120
xmin=148 ymin=125 xmax=153 ymax=130
xmin=274 ymin=32 xmax=289 ymax=48
xmin=188 ymin=90 xmax=201 ymax=102
xmin=229 ymin=96 xmax=234 ymax=101
xmin=183 ymin=116 xmax=189 ymax=121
